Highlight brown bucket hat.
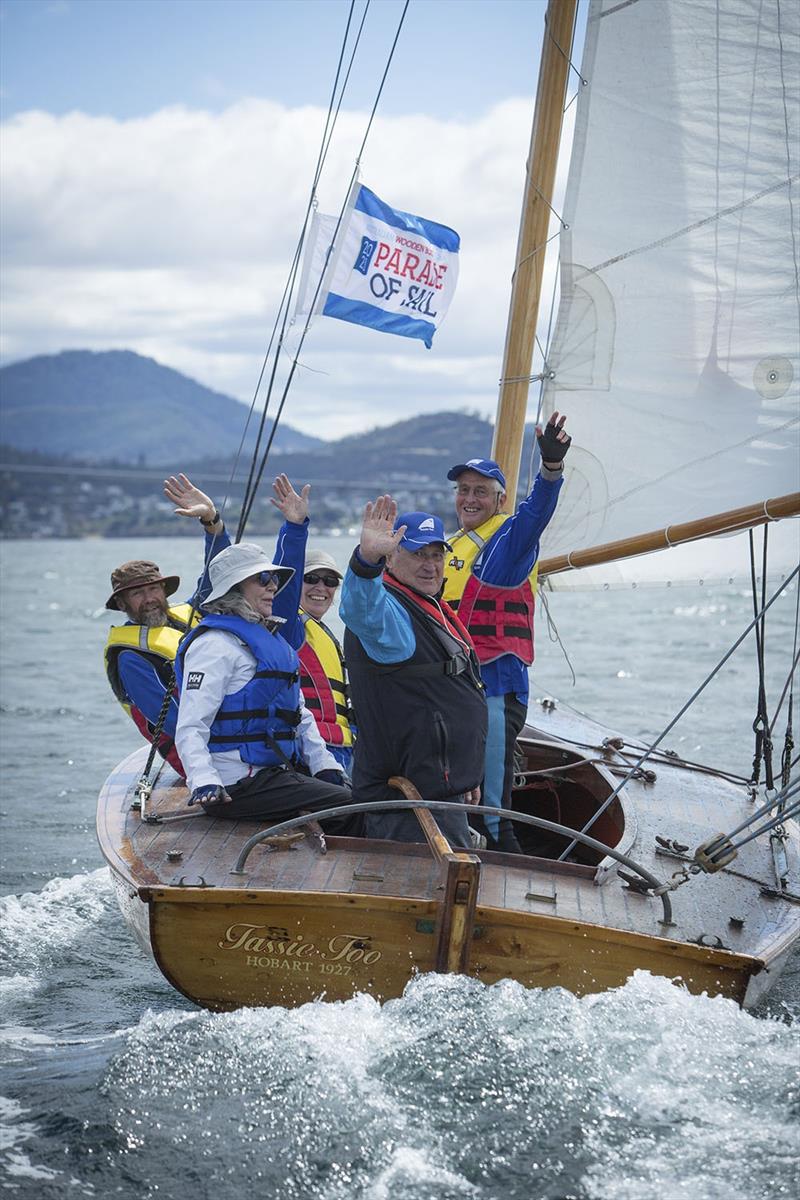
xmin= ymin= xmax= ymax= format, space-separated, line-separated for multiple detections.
xmin=106 ymin=560 xmax=181 ymax=611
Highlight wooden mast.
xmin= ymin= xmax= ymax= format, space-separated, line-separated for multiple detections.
xmin=491 ymin=0 xmax=578 ymax=503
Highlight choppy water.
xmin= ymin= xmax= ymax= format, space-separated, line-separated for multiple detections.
xmin=1 ymin=537 xmax=799 ymax=1198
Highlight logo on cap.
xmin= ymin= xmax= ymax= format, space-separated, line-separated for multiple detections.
xmin=419 ymin=518 xmax=435 ymax=531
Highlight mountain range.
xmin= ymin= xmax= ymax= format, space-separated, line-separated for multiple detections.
xmin=0 ymin=350 xmax=539 ymax=536
xmin=0 ymin=349 xmax=322 ymax=463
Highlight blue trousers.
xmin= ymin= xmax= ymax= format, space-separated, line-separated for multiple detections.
xmin=482 ymin=693 xmax=527 ymax=838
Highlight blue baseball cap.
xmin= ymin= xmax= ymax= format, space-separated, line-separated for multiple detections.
xmin=394 ymin=512 xmax=453 ymax=552
xmin=446 ymin=458 xmax=507 ymax=489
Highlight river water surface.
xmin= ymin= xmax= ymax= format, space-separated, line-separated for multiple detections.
xmin=1 ymin=537 xmax=798 ymax=1199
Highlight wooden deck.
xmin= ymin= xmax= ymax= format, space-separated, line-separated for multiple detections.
xmin=97 ymin=710 xmax=800 ymax=1011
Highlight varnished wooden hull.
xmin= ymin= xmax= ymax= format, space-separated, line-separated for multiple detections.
xmin=98 ymin=709 xmax=800 ymax=1012
xmin=119 ymin=878 xmax=761 ymax=1011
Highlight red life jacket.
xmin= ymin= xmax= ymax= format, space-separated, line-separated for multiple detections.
xmin=298 ymin=615 xmax=354 ymax=748
xmin=455 ymin=574 xmax=536 ymax=666
xmin=444 ymin=518 xmax=538 ymax=666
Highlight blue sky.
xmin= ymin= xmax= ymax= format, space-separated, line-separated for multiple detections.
xmin=1 ymin=0 xmax=547 ymax=121
xmin=0 ymin=0 xmax=583 ymax=439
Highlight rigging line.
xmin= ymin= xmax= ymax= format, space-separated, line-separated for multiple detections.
xmin=722 ymin=778 xmax=800 ymax=842
xmin=238 ymin=0 xmax=410 ymax=536
xmin=557 ymin=561 xmax=800 ymax=861
xmin=731 ymin=796 xmax=800 ymax=853
xmin=514 ymin=225 xmax=564 ymax=277
xmin=749 ymin=527 xmax=774 ymax=787
xmin=536 ymin=587 xmax=577 ymax=686
xmin=776 ymin=0 xmax=800 ymax=330
xmin=237 ymin=1 xmax=367 ymax=537
xmin=583 ymin=173 xmax=800 ymax=276
xmin=238 ymin=0 xmax=371 ymax=533
xmin=544 ymin=1 xmax=587 ymax=89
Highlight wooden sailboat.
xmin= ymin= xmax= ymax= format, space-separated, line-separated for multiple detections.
xmin=97 ymin=0 xmax=800 ymax=1012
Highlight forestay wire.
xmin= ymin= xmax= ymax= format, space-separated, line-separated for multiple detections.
xmin=235 ymin=0 xmax=372 ymax=539
xmin=237 ymin=0 xmax=411 ymax=539
xmin=135 ymin=1 xmax=374 ymax=803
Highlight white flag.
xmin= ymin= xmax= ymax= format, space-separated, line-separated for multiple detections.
xmin=296 ymin=183 xmax=460 ymax=349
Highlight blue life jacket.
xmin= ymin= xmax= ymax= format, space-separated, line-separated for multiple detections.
xmin=176 ymin=613 xmax=302 ymax=769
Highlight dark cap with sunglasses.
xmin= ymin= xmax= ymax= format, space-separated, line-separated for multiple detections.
xmin=303 ymin=549 xmax=343 ymax=589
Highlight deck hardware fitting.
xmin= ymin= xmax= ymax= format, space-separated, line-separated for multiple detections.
xmin=167 ymin=850 xmax=183 ymax=863
xmin=694 ymin=833 xmax=738 ymax=872
xmin=176 ymin=876 xmax=209 ymax=888
xmin=540 ymin=697 xmax=557 ymax=710
xmin=525 ymin=891 xmax=557 ymax=903
xmin=261 ymin=832 xmax=304 ymax=851
xmin=353 ymin=873 xmax=384 ymax=882
xmin=728 ymin=916 xmax=745 ymax=929
xmin=656 ymin=836 xmax=690 ymax=853
xmin=618 ymin=870 xmax=653 ymax=895
xmin=691 ymin=934 xmax=731 ymax=951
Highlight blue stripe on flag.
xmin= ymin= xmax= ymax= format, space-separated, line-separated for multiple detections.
xmin=354 ymin=186 xmax=460 ymax=253
xmin=323 ymin=293 xmax=435 ymax=348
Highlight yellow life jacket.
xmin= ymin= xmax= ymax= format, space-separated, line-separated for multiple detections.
xmin=443 ymin=516 xmax=539 ymax=666
xmin=104 ymin=603 xmax=197 ymax=710
xmin=104 ymin=603 xmax=198 ymax=774
xmin=298 ymin=615 xmax=355 ymax=748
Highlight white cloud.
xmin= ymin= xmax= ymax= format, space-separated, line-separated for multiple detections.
xmin=0 ymin=97 xmax=565 ymax=438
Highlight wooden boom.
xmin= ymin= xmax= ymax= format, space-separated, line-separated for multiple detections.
xmin=492 ymin=0 xmax=578 ymax=503
xmin=538 ymin=492 xmax=800 ymax=577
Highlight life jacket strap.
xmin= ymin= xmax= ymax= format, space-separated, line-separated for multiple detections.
xmin=212 ymin=706 xmax=302 ymax=726
xmin=353 ymin=654 xmax=469 ymax=678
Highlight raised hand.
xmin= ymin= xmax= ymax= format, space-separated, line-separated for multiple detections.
xmin=271 ymin=473 xmax=311 ymax=525
xmin=535 ymin=411 xmax=571 ymax=467
xmin=164 ymin=473 xmax=218 ymax=523
xmin=360 ymin=495 xmax=406 ymax=564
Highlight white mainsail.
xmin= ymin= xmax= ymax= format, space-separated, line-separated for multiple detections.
xmin=541 ymin=0 xmax=799 ymax=565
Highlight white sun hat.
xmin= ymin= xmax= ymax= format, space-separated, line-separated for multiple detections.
xmin=303 ymin=548 xmax=343 ymax=580
xmin=204 ymin=542 xmax=295 ymax=604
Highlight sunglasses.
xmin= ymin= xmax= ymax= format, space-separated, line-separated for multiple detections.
xmin=256 ymin=570 xmax=283 ymax=588
xmin=303 ymin=572 xmax=340 ymax=588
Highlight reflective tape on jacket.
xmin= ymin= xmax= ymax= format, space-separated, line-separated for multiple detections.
xmin=298 ymin=614 xmax=354 ymax=748
xmin=103 ymin=603 xmax=197 ymax=773
xmin=443 ymin=516 xmax=539 ymax=666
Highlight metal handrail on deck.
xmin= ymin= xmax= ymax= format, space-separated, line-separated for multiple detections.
xmin=230 ymin=799 xmax=674 ymax=926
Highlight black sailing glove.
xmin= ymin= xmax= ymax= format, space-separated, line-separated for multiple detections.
xmin=188 ymin=784 xmax=232 ymax=807
xmin=314 ymin=769 xmax=348 ymax=788
xmin=537 ymin=418 xmax=572 ymax=464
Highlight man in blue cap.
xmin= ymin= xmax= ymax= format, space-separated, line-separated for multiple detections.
xmin=340 ymin=495 xmax=488 ymax=848
xmin=443 ymin=410 xmax=571 ymax=852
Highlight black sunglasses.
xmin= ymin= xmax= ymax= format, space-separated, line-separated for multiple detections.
xmin=303 ymin=572 xmax=340 ymax=588
xmin=256 ymin=570 xmax=283 ymax=588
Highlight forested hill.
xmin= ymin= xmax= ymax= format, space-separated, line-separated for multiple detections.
xmin=0 ymin=350 xmax=540 ymax=537
xmin=0 ymin=350 xmax=322 ymax=463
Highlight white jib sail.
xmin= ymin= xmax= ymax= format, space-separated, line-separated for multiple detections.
xmin=540 ymin=0 xmax=800 ymax=570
